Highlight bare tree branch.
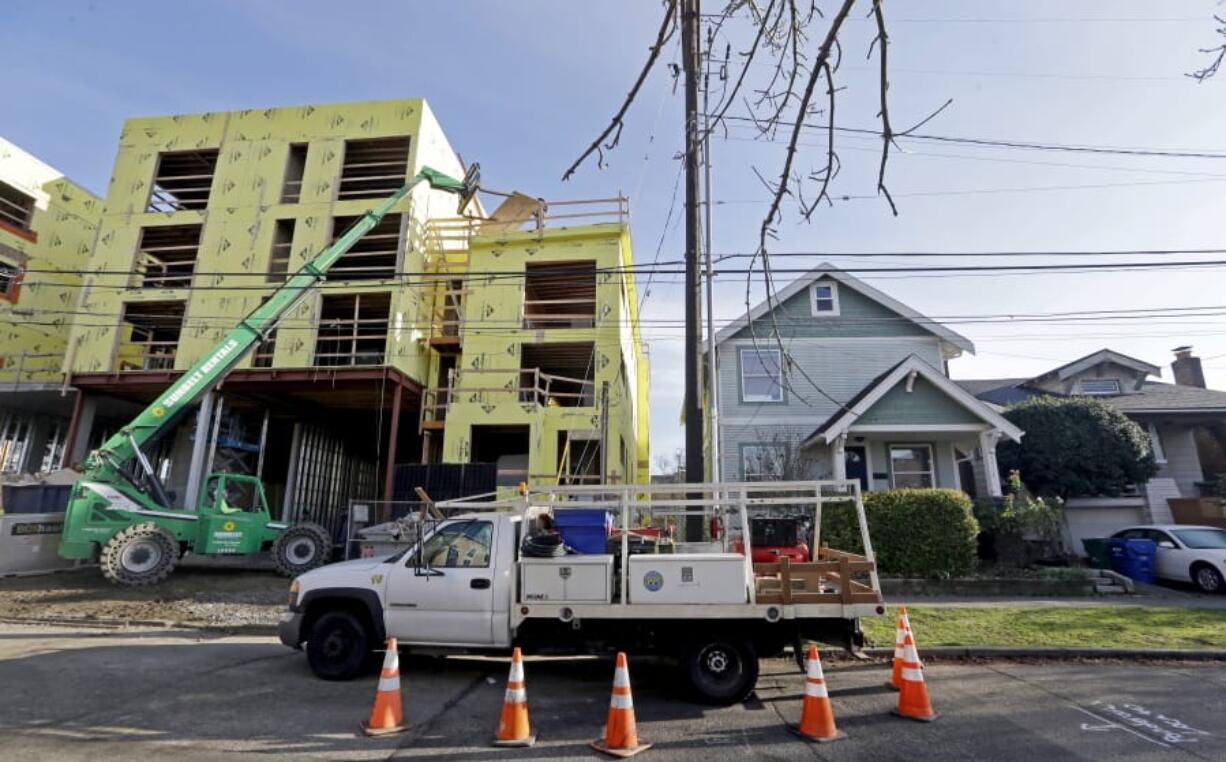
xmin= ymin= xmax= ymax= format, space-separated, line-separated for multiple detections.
xmin=1188 ymin=14 xmax=1226 ymax=82
xmin=561 ymin=1 xmax=678 ymax=181
xmin=870 ymin=0 xmax=897 ymax=216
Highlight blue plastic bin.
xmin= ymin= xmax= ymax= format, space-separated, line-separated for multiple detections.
xmin=553 ymin=509 xmax=612 ymax=554
xmin=1106 ymin=538 xmax=1156 ymax=584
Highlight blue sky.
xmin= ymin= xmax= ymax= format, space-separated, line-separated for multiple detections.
xmin=7 ymin=1 xmax=1226 ymax=467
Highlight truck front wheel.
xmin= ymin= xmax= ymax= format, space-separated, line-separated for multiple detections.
xmin=100 ymin=523 xmax=180 ymax=586
xmin=306 ymin=610 xmax=372 ymax=680
xmin=682 ymin=638 xmax=759 ymax=705
xmin=273 ymin=523 xmax=332 ymax=576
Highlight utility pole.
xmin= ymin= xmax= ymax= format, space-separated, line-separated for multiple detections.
xmin=682 ymin=0 xmax=705 ymax=538
xmin=702 ymin=24 xmax=720 ymax=484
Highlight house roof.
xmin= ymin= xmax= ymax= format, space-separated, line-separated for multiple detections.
xmin=800 ymin=354 xmax=1024 ymax=447
xmin=712 ymin=262 xmax=975 ymax=355
xmin=956 ymin=377 xmax=1226 ymax=415
xmin=1038 ymin=349 xmax=1161 ymax=382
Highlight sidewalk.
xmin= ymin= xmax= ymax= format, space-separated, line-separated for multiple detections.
xmin=892 ymin=583 xmax=1226 ymax=610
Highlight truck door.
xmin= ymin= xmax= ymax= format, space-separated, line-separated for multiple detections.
xmin=198 ymin=475 xmax=264 ymax=555
xmin=384 ymin=519 xmax=497 ymax=646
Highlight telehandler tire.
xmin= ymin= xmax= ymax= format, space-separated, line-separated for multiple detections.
xmin=273 ymin=523 xmax=332 ymax=576
xmin=100 ymin=523 xmax=180 ymax=586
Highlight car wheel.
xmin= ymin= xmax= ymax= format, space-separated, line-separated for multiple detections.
xmin=273 ymin=523 xmax=332 ymax=576
xmin=306 ymin=610 xmax=372 ymax=680
xmin=682 ymin=638 xmax=759 ymax=705
xmin=100 ymin=523 xmax=180 ymax=586
xmin=1191 ymin=563 xmax=1224 ymax=594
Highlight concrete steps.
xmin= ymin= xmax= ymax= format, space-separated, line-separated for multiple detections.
xmin=1086 ymin=568 xmax=1134 ymax=595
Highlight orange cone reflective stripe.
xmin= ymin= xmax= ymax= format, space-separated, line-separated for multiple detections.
xmin=791 ymin=644 xmax=845 ymax=743
xmin=889 ymin=607 xmax=907 ymax=690
xmin=494 ymin=647 xmax=536 ymax=747
xmin=362 ymin=638 xmax=408 ymax=736
xmin=893 ymin=629 xmax=938 ymax=722
xmin=590 ymin=652 xmax=653 ymax=758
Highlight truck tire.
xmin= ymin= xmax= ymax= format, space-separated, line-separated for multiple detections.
xmin=100 ymin=523 xmax=180 ymax=586
xmin=306 ymin=610 xmax=372 ymax=680
xmin=682 ymin=638 xmax=759 ymax=705
xmin=273 ymin=523 xmax=332 ymax=577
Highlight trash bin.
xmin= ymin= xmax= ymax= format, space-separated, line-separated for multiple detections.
xmin=1106 ymin=538 xmax=1156 ymax=584
xmin=1081 ymin=538 xmax=1111 ymax=569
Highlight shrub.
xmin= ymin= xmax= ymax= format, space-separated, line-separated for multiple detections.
xmin=997 ymin=396 xmax=1158 ymax=499
xmin=820 ymin=488 xmax=979 ymax=577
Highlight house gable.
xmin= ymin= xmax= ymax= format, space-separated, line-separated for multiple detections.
xmin=858 ymin=376 xmax=985 ymax=426
xmin=727 ymin=278 xmax=931 ymax=341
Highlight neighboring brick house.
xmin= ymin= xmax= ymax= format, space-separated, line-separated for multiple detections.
xmin=709 ymin=264 xmax=1022 ymax=496
xmin=958 ymin=347 xmax=1226 ymax=544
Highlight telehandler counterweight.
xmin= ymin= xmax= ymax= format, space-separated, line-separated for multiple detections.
xmin=59 ymin=165 xmax=479 ymax=585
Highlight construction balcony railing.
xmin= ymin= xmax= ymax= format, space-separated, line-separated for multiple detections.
xmin=117 ymin=339 xmax=178 ymax=371
xmin=522 ymin=296 xmax=597 ymax=329
xmin=0 ymin=352 xmax=64 ymax=388
xmin=420 ymin=368 xmax=596 ymax=429
xmin=135 ymin=251 xmax=196 ymax=289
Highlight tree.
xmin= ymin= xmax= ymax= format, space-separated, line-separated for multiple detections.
xmin=996 ymin=396 xmax=1159 ymax=499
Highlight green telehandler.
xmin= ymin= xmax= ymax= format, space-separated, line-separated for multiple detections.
xmin=58 ymin=164 xmax=479 ymax=585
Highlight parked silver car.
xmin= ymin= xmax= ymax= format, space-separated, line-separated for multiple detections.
xmin=1110 ymin=525 xmax=1226 ymax=594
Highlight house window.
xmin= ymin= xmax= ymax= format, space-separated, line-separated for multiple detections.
xmin=889 ymin=444 xmax=934 ymax=488
xmin=810 ymin=281 xmax=839 ymax=316
xmin=314 ymin=292 xmax=390 ymax=367
xmin=267 ymin=219 xmax=295 ymax=283
xmin=740 ymin=348 xmax=783 ymax=402
xmin=327 ymin=214 xmax=403 ymax=280
xmin=146 ymin=150 xmax=219 ymax=212
xmin=0 ymin=258 xmax=21 ymax=301
xmin=523 ymin=261 xmax=597 ymax=328
xmin=1147 ymin=422 xmax=1167 ymax=464
xmin=0 ymin=181 xmax=36 ymax=233
xmin=1079 ymin=378 xmax=1121 ymax=396
xmin=742 ymin=444 xmax=787 ymax=482
xmin=281 ymin=143 xmax=308 ymax=203
xmin=337 ymin=136 xmax=411 ymax=200
xmin=134 ymin=224 xmax=202 ymax=288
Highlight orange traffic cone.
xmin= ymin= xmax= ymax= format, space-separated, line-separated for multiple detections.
xmin=590 ymin=652 xmax=652 ymax=758
xmin=789 ymin=644 xmax=845 ymax=743
xmin=494 ymin=647 xmax=536 ymax=747
xmin=889 ymin=606 xmax=916 ymax=690
xmin=362 ymin=638 xmax=408 ymax=736
xmin=893 ymin=628 xmax=938 ymax=722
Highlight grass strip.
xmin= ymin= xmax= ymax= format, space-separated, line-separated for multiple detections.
xmin=862 ymin=606 xmax=1226 ymax=650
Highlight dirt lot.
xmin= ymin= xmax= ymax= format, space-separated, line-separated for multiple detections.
xmin=0 ymin=557 xmax=288 ymax=628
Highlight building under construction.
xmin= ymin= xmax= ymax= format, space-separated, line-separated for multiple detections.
xmin=34 ymin=98 xmax=648 ymax=535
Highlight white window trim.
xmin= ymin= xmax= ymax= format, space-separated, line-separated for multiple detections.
xmin=809 ymin=280 xmax=840 ymax=317
xmin=739 ymin=348 xmax=784 ymax=403
xmin=1147 ymin=422 xmax=1167 ymax=464
xmin=889 ymin=443 xmax=935 ymax=488
xmin=1078 ymin=378 xmax=1121 ymax=395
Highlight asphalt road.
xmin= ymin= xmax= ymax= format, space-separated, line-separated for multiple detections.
xmin=0 ymin=623 xmax=1222 ymax=760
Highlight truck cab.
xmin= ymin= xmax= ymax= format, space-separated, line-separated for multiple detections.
xmin=279 ymin=481 xmax=885 ymax=705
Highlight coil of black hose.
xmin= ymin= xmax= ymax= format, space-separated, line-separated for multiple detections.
xmin=521 ymin=533 xmax=567 ymax=558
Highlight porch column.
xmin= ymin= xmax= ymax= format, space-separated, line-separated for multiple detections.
xmin=980 ymin=429 xmax=1003 ymax=497
xmin=382 ymin=382 xmax=403 ymax=501
xmin=832 ymin=434 xmax=848 ymax=481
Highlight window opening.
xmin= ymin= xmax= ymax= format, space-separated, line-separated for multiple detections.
xmin=1079 ymin=378 xmax=1121 ymax=396
xmin=267 ymin=219 xmax=295 ymax=283
xmin=0 ymin=181 xmax=36 ymax=232
xmin=740 ymin=349 xmax=783 ymax=402
xmin=281 ymin=143 xmax=308 ymax=203
xmin=742 ymin=444 xmax=787 ymax=481
xmin=328 ymin=214 xmax=402 ymax=280
xmin=337 ymin=136 xmax=411 ymax=200
xmin=810 ymin=281 xmax=839 ymax=315
xmin=147 ymin=150 xmax=219 ymax=212
xmin=314 ymin=292 xmax=390 ymax=366
xmin=134 ymin=224 xmax=202 ymax=289
xmin=520 ymin=342 xmax=596 ymax=407
xmin=523 ymin=261 xmax=597 ymax=328
xmin=117 ymin=301 xmax=185 ymax=371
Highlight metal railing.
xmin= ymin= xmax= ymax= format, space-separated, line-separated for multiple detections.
xmin=420 ymin=368 xmax=596 ymax=427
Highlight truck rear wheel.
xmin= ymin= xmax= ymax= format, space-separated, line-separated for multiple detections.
xmin=306 ymin=610 xmax=372 ymax=680
xmin=682 ymin=638 xmax=759 ymax=705
xmin=273 ymin=523 xmax=332 ymax=576
xmin=101 ymin=523 xmax=180 ymax=586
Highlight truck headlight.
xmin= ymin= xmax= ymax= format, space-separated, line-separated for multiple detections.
xmin=288 ymin=579 xmax=300 ymax=609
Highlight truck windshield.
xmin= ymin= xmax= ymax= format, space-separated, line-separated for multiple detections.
xmin=1172 ymin=528 xmax=1226 ymax=549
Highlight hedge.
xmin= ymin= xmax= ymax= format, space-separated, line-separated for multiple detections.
xmin=820 ymin=488 xmax=979 ymax=577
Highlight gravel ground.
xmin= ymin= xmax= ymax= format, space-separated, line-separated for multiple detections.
xmin=0 ymin=555 xmax=288 ymax=628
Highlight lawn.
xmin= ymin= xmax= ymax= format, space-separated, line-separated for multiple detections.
xmin=861 ymin=606 xmax=1226 ymax=650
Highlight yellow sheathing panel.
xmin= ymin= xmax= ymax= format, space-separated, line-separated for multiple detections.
xmin=0 ymin=138 xmax=101 ymax=386
xmin=439 ymin=224 xmax=649 ymax=486
xmin=65 ymin=98 xmax=459 ymax=385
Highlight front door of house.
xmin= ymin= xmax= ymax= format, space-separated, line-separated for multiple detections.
xmin=845 ymin=446 xmax=869 ymax=491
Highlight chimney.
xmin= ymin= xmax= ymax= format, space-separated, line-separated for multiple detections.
xmin=1171 ymin=345 xmax=1206 ymax=388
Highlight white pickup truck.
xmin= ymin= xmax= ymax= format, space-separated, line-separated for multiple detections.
xmin=278 ymin=481 xmax=884 ymax=704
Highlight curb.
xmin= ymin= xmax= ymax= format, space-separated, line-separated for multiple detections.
xmin=0 ymin=615 xmax=278 ymax=636
xmin=861 ymin=646 xmax=1226 ymax=661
